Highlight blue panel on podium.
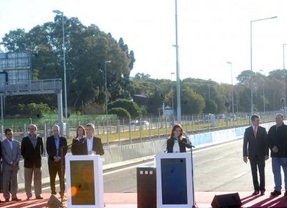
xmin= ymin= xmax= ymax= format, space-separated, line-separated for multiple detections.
xmin=161 ymin=158 xmax=187 ymax=204
xmin=156 ymin=153 xmax=193 ymax=208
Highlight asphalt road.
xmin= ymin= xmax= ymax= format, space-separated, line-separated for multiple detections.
xmin=103 ymin=139 xmax=276 ymax=194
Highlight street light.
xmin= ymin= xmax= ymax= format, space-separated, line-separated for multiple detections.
xmin=259 ymin=70 xmax=266 ymax=114
xmin=274 ymin=91 xmax=277 ymax=111
xmin=104 ymin=60 xmax=111 ymax=117
xmin=53 ymin=10 xmax=68 ymax=125
xmin=250 ymin=16 xmax=277 ymax=115
xmin=174 ymin=0 xmax=181 ymax=122
xmin=170 ymin=72 xmax=175 ymax=116
xmin=227 ymin=61 xmax=234 ymax=120
xmin=283 ymin=43 xmax=287 ymax=116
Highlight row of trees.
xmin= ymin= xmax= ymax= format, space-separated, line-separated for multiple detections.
xmin=1 ymin=16 xmax=286 ymax=118
xmin=132 ymin=69 xmax=286 ymax=116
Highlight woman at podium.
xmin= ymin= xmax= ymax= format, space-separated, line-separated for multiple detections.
xmin=166 ymin=124 xmax=192 ymax=153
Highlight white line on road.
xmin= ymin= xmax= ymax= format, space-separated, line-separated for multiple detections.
xmin=233 ymin=171 xmax=249 ymax=179
xmin=212 ymin=156 xmax=224 ymax=161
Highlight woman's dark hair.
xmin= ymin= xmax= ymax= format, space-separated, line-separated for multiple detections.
xmin=169 ymin=123 xmax=183 ymax=139
xmin=76 ymin=125 xmax=86 ymax=137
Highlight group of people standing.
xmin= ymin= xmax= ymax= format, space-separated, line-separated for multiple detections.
xmin=2 ymin=113 xmax=286 ymax=202
xmin=243 ymin=113 xmax=287 ymax=197
xmin=0 ymin=122 xmax=104 ymax=203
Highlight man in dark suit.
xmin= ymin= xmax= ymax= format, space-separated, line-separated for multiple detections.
xmin=243 ymin=114 xmax=269 ymax=196
xmin=1 ymin=128 xmax=21 ymax=202
xmin=21 ymin=124 xmax=44 ymax=200
xmin=73 ymin=123 xmax=104 ymax=155
xmin=46 ymin=124 xmax=67 ymax=201
xmin=267 ymin=113 xmax=287 ymax=196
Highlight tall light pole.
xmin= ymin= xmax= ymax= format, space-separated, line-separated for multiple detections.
xmin=53 ymin=10 xmax=67 ymax=125
xmin=104 ymin=61 xmax=111 ymax=116
xmin=227 ymin=61 xmax=234 ymax=119
xmin=259 ymin=70 xmax=266 ymax=114
xmin=283 ymin=43 xmax=287 ymax=116
xmin=170 ymin=72 xmax=175 ymax=116
xmin=250 ymin=16 xmax=277 ymax=115
xmin=174 ymin=0 xmax=181 ymax=122
xmin=274 ymin=91 xmax=277 ymax=111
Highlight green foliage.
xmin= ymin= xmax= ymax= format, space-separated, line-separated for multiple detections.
xmin=6 ymin=102 xmax=53 ymax=117
xmin=108 ymin=99 xmax=141 ymax=118
xmin=2 ymin=16 xmax=135 ymax=112
xmin=108 ymin=107 xmax=131 ymax=119
xmin=181 ymin=88 xmax=205 ymax=114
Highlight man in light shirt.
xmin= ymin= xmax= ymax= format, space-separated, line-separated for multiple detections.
xmin=85 ymin=123 xmax=104 ymax=155
xmin=71 ymin=123 xmax=104 ymax=155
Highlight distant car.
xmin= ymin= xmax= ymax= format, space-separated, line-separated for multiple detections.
xmin=217 ymin=114 xmax=226 ymax=119
xmin=135 ymin=120 xmax=150 ymax=126
xmin=129 ymin=120 xmax=139 ymax=125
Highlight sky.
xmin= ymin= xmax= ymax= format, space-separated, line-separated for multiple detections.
xmin=1 ymin=0 xmax=287 ymax=84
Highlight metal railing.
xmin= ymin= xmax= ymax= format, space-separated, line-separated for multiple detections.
xmin=0 ymin=79 xmax=62 ymax=94
xmin=0 ymin=111 xmax=277 ymax=147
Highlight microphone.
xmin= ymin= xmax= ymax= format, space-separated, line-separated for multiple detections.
xmin=180 ymin=132 xmax=195 ymax=148
xmin=80 ymin=138 xmax=86 ymax=143
xmin=57 ymin=143 xmax=72 ymax=150
xmin=178 ymin=139 xmax=194 ymax=149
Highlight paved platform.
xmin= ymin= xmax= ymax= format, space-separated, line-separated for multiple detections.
xmin=0 ymin=191 xmax=287 ymax=207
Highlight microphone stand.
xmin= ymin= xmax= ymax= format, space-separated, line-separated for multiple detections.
xmin=182 ymin=132 xmax=197 ymax=208
xmin=58 ymin=143 xmax=72 ymax=203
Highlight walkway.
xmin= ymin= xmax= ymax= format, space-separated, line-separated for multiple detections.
xmin=1 ymin=191 xmax=287 ymax=207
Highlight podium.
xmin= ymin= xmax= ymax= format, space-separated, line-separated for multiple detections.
xmin=156 ymin=152 xmax=194 ymax=208
xmin=65 ymin=155 xmax=104 ymax=208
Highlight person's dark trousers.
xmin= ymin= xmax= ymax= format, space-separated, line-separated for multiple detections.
xmin=48 ymin=162 xmax=62 ymax=195
xmin=250 ymin=156 xmax=265 ymax=191
xmin=59 ymin=167 xmax=65 ymax=197
xmin=0 ymin=168 xmax=2 ymax=193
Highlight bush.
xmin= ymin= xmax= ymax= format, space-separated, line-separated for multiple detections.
xmin=108 ymin=107 xmax=131 ymax=119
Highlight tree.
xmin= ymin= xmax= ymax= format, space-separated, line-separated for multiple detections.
xmin=1 ymin=16 xmax=135 ymax=114
xmin=181 ymin=87 xmax=205 ymax=114
xmin=109 ymin=107 xmax=131 ymax=119
xmin=108 ymin=99 xmax=141 ymax=118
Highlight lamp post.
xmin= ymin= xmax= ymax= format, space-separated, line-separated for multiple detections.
xmin=274 ymin=91 xmax=277 ymax=111
xmin=174 ymin=0 xmax=181 ymax=122
xmin=283 ymin=43 xmax=287 ymax=116
xmin=104 ymin=61 xmax=111 ymax=116
xmin=250 ymin=16 xmax=277 ymax=115
xmin=53 ymin=10 xmax=68 ymax=126
xmin=262 ymin=83 xmax=265 ymax=114
xmin=227 ymin=61 xmax=234 ymax=120
xmin=259 ymin=70 xmax=266 ymax=114
xmin=170 ymin=72 xmax=175 ymax=116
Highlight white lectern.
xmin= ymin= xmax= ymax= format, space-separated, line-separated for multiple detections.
xmin=156 ymin=152 xmax=194 ymax=208
xmin=65 ymin=155 xmax=104 ymax=208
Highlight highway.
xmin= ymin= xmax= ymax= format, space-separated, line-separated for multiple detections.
xmin=102 ymin=139 xmax=275 ymax=194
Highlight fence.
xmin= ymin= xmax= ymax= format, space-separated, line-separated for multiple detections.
xmin=0 ymin=111 xmax=277 ymax=146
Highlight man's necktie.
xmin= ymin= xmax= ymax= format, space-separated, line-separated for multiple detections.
xmin=253 ymin=127 xmax=257 ymax=138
